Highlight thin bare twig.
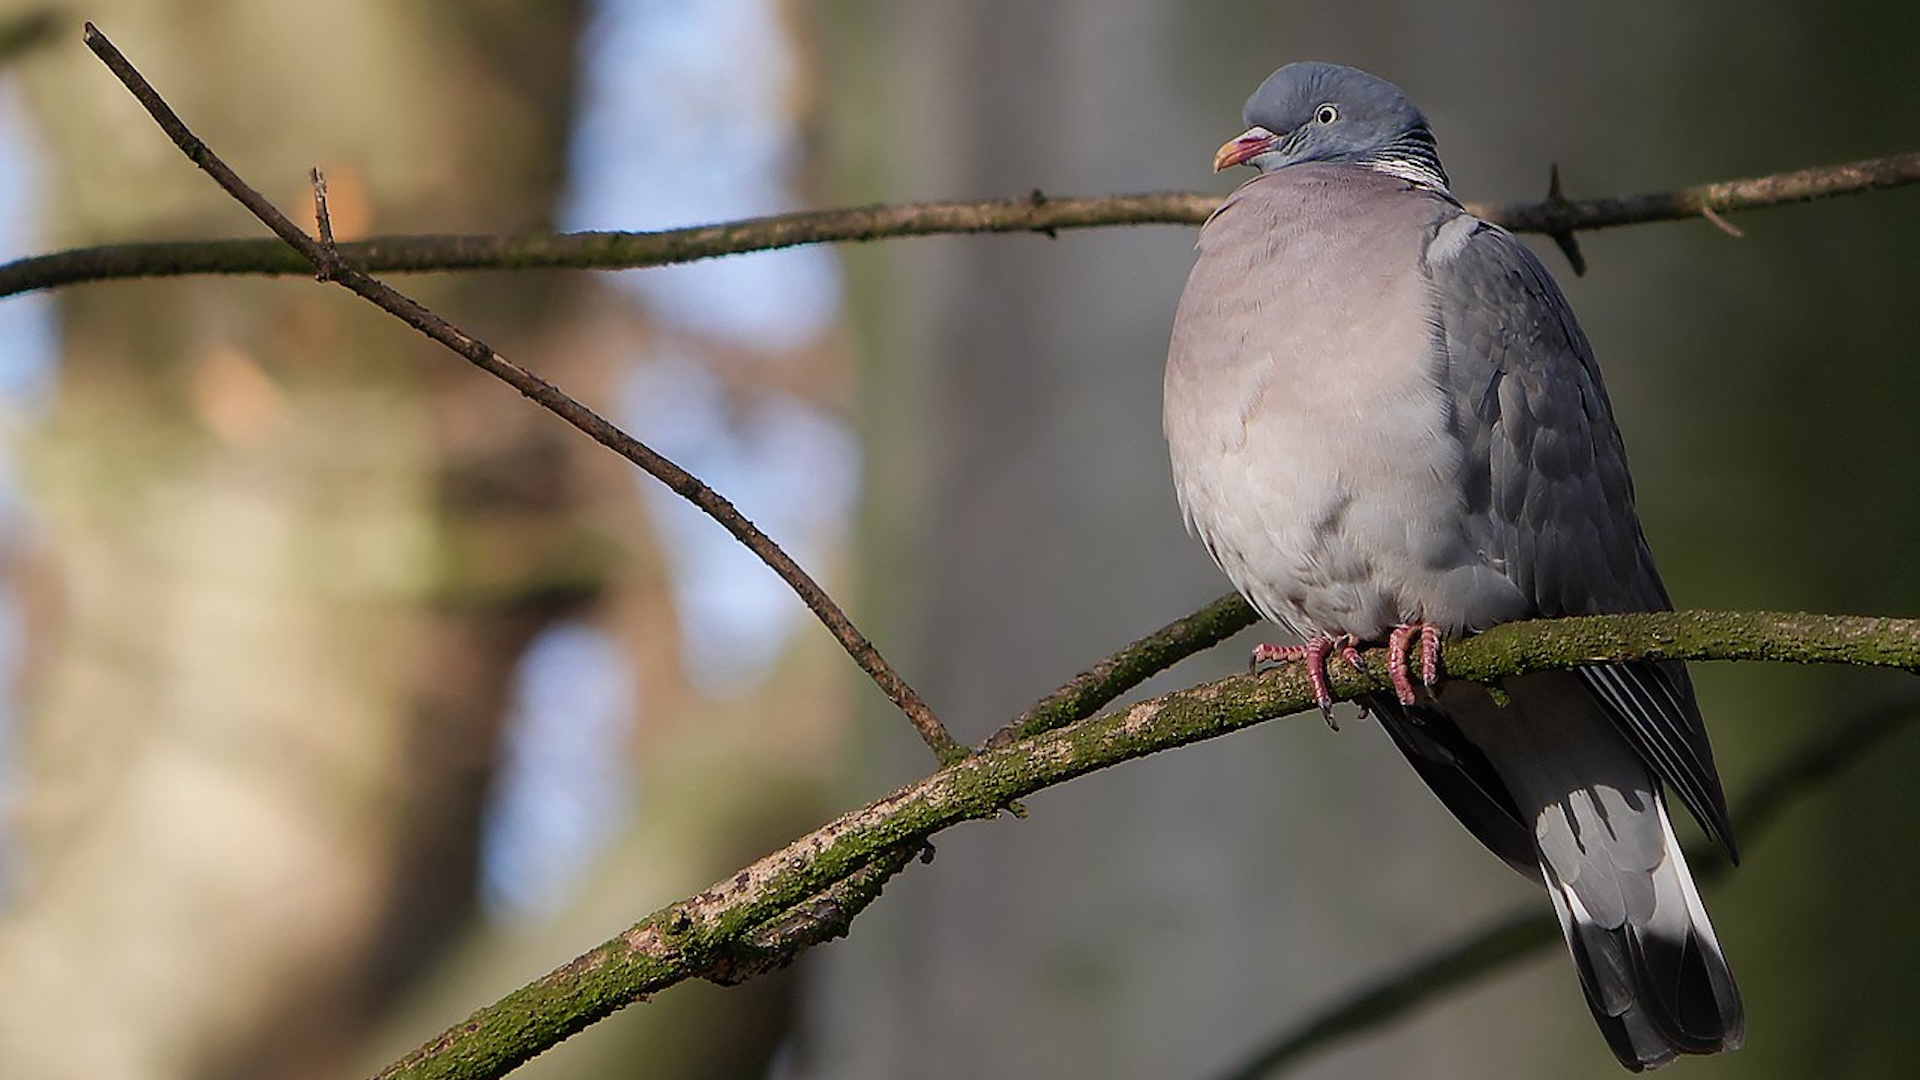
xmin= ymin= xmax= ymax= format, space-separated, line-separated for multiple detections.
xmin=1209 ymin=687 xmax=1920 ymax=1080
xmin=80 ymin=22 xmax=965 ymax=766
xmin=3 ymin=152 xmax=1918 ymax=299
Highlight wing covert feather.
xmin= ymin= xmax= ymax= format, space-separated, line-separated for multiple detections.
xmin=1427 ymin=219 xmax=1735 ymax=854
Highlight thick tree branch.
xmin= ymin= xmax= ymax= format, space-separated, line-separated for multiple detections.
xmin=2 ymin=150 xmax=1916 ymax=298
xmin=366 ymin=608 xmax=1918 ymax=1080
xmin=80 ymin=23 xmax=965 ymax=766
xmin=1211 ymin=687 xmax=1920 ymax=1080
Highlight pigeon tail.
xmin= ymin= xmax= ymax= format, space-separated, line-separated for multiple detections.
xmin=1378 ymin=672 xmax=1743 ymax=1070
xmin=1541 ymin=792 xmax=1744 ymax=1071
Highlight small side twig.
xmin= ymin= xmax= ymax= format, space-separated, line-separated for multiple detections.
xmin=1701 ymin=205 xmax=1746 ymax=238
xmin=80 ymin=22 xmax=964 ymax=766
xmin=1542 ymin=163 xmax=1587 ymax=275
xmin=309 ymin=167 xmax=342 ymax=280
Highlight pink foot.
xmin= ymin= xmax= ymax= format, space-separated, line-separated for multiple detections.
xmin=1386 ymin=622 xmax=1443 ymax=705
xmin=1251 ymin=634 xmax=1364 ymax=727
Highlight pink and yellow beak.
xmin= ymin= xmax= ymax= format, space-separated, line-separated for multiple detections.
xmin=1212 ymin=125 xmax=1281 ymax=171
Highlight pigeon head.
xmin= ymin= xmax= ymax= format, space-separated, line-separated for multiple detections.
xmin=1213 ymin=62 xmax=1449 ymax=191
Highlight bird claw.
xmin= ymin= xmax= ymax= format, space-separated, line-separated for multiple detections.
xmin=1251 ymin=634 xmax=1364 ymax=729
xmin=1386 ymin=622 xmax=1443 ymax=705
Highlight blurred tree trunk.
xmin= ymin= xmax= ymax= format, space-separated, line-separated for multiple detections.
xmin=357 ymin=4 xmax=856 ymax=1078
xmin=0 ymin=4 xmax=586 ymax=1077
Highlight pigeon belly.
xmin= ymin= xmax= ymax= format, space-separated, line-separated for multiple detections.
xmin=1164 ymin=168 xmax=1528 ymax=643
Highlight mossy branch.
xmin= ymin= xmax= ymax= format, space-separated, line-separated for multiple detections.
xmin=371 ymin=608 xmax=1920 ymax=1080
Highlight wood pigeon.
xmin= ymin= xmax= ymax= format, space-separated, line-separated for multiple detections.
xmin=1163 ymin=61 xmax=1743 ymax=1070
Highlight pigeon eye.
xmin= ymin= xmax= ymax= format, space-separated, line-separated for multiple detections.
xmin=1315 ymin=104 xmax=1339 ymax=124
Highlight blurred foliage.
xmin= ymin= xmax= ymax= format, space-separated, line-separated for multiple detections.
xmin=0 ymin=8 xmax=58 ymax=68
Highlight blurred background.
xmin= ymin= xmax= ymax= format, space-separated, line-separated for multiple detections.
xmin=0 ymin=1 xmax=1916 ymax=1078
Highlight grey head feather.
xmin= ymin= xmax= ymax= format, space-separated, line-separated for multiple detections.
xmin=1236 ymin=62 xmax=1450 ymax=192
